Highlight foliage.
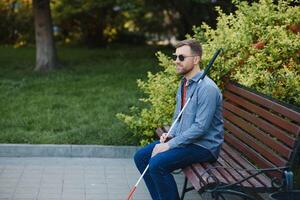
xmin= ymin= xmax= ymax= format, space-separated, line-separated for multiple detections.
xmin=52 ymin=0 xmax=118 ymax=47
xmin=117 ymin=0 xmax=300 ymax=145
xmin=0 ymin=0 xmax=234 ymax=46
xmin=195 ymin=0 xmax=300 ymax=104
xmin=117 ymin=52 xmax=179 ymax=145
xmin=0 ymin=0 xmax=34 ymax=46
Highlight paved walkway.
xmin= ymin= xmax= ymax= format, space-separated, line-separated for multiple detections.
xmin=0 ymin=157 xmax=200 ymax=200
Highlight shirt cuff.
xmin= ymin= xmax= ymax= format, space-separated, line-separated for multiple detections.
xmin=167 ymin=138 xmax=179 ymax=149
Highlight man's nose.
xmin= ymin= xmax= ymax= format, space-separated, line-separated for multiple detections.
xmin=174 ymin=58 xmax=180 ymax=64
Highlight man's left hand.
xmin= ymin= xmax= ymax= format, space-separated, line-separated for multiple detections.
xmin=151 ymin=143 xmax=170 ymax=157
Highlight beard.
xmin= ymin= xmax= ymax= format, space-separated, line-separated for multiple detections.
xmin=176 ymin=64 xmax=194 ymax=76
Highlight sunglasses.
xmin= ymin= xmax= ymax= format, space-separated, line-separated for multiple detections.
xmin=172 ymin=54 xmax=197 ymax=62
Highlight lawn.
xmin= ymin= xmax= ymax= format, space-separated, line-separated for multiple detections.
xmin=0 ymin=45 xmax=171 ymax=145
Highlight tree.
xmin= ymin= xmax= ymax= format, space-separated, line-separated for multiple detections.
xmin=2 ymin=0 xmax=235 ymax=47
xmin=53 ymin=0 xmax=117 ymax=47
xmin=33 ymin=0 xmax=58 ymax=71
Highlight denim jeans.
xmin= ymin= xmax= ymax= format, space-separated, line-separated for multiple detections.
xmin=134 ymin=141 xmax=215 ymax=200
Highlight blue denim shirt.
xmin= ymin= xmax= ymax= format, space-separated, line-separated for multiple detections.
xmin=167 ymin=71 xmax=224 ymax=159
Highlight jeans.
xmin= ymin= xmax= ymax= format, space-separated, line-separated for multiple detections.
xmin=134 ymin=141 xmax=215 ymax=200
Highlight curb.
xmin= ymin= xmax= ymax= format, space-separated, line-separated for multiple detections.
xmin=0 ymin=144 xmax=141 ymax=158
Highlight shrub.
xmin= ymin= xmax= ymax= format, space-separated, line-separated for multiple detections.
xmin=117 ymin=0 xmax=300 ymax=145
xmin=117 ymin=52 xmax=179 ymax=145
xmin=196 ymin=0 xmax=300 ymax=105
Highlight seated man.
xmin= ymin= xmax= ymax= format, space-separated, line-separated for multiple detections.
xmin=134 ymin=39 xmax=224 ymax=200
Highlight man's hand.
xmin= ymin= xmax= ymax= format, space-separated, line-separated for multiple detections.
xmin=160 ymin=132 xmax=172 ymax=143
xmin=151 ymin=143 xmax=170 ymax=157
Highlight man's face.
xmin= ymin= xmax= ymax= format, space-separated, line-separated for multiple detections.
xmin=173 ymin=45 xmax=199 ymax=76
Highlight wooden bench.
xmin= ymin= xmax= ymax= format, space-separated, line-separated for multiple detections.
xmin=157 ymin=82 xmax=300 ymax=200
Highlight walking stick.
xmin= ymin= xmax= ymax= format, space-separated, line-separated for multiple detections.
xmin=125 ymin=48 xmax=223 ymax=200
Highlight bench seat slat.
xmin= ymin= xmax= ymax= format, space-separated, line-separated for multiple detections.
xmin=222 ymin=143 xmax=272 ymax=187
xmin=187 ymin=147 xmax=269 ymax=191
xmin=182 ymin=167 xmax=202 ymax=191
xmin=224 ymin=91 xmax=299 ymax=135
xmin=225 ymin=120 xmax=287 ymax=167
xmin=224 ymin=101 xmax=296 ymax=148
xmin=219 ymin=151 xmax=263 ymax=187
xmin=208 ymin=161 xmax=240 ymax=185
xmin=156 ymin=128 xmax=164 ymax=138
xmin=194 ymin=162 xmax=229 ymax=184
xmin=190 ymin=163 xmax=211 ymax=186
xmin=216 ymin=156 xmax=252 ymax=187
xmin=224 ymin=108 xmax=292 ymax=160
xmin=224 ymin=133 xmax=282 ymax=179
xmin=188 ymin=163 xmax=213 ymax=190
xmin=226 ymin=83 xmax=300 ymax=123
xmin=190 ymin=162 xmax=235 ymax=191
xmin=162 ymin=126 xmax=170 ymax=133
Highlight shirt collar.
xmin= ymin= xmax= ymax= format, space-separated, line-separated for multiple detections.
xmin=183 ymin=70 xmax=204 ymax=86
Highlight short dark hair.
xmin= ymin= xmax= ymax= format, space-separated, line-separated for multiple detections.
xmin=175 ymin=39 xmax=202 ymax=58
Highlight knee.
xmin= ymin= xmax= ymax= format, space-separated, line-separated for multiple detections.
xmin=134 ymin=149 xmax=145 ymax=166
xmin=148 ymin=158 xmax=162 ymax=174
xmin=134 ymin=141 xmax=158 ymax=166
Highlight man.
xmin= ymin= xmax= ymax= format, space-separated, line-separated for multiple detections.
xmin=134 ymin=39 xmax=224 ymax=200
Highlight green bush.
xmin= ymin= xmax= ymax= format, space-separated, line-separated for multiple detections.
xmin=117 ymin=0 xmax=300 ymax=145
xmin=196 ymin=0 xmax=300 ymax=104
xmin=117 ymin=52 xmax=179 ymax=145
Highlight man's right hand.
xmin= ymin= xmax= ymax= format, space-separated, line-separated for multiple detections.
xmin=160 ymin=133 xmax=172 ymax=143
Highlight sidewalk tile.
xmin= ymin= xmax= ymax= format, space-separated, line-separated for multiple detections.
xmin=0 ymin=157 xmax=202 ymax=200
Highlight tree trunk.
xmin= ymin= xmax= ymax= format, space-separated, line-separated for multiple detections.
xmin=33 ymin=0 xmax=57 ymax=71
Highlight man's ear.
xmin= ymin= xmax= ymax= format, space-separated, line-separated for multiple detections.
xmin=193 ymin=56 xmax=200 ymax=65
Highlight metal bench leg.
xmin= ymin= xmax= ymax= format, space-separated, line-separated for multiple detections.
xmin=180 ymin=177 xmax=195 ymax=200
xmin=180 ymin=177 xmax=188 ymax=200
xmin=284 ymin=170 xmax=294 ymax=190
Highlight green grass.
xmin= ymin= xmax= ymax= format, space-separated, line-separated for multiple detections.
xmin=0 ymin=45 xmax=172 ymax=145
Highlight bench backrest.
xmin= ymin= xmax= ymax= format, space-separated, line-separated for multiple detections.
xmin=223 ymin=82 xmax=300 ymax=179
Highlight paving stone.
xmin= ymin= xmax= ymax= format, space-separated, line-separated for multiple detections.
xmin=0 ymin=157 xmax=206 ymax=200
xmin=86 ymin=193 xmax=109 ymax=200
xmin=0 ymin=193 xmax=12 ymax=198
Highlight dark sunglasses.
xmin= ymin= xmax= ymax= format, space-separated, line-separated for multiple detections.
xmin=172 ymin=54 xmax=197 ymax=62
